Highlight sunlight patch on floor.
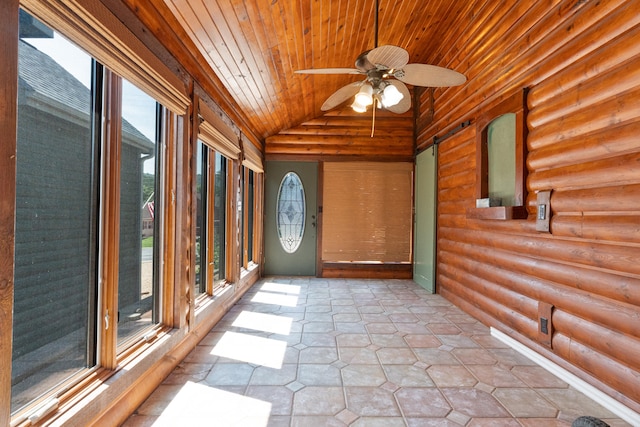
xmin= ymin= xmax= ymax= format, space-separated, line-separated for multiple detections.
xmin=232 ymin=311 xmax=293 ymax=335
xmin=211 ymin=331 xmax=287 ymax=369
xmin=260 ymin=282 xmax=301 ymax=295
xmin=251 ymin=291 xmax=299 ymax=307
xmin=155 ymin=381 xmax=271 ymax=426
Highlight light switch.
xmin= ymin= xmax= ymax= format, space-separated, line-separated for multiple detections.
xmin=536 ymin=190 xmax=551 ymax=233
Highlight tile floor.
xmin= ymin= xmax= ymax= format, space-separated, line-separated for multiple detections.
xmin=123 ymin=278 xmax=630 ymax=426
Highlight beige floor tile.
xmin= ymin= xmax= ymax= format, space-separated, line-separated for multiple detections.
xmin=124 ymin=278 xmax=632 ymax=427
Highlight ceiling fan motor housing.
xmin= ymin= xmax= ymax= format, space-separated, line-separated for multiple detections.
xmin=355 ymin=50 xmax=374 ymax=71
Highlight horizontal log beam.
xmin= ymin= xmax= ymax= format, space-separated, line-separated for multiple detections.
xmin=527 ymin=120 xmax=640 ymax=171
xmin=437 ymin=134 xmax=475 ymax=166
xmin=438 ymin=260 xmax=539 ymax=320
xmin=321 ymin=262 xmax=412 ymax=279
xmin=553 ymin=310 xmax=640 ymax=371
xmin=527 ymin=87 xmax=640 ymax=151
xmin=552 ymin=214 xmax=640 ymax=242
xmin=553 ymin=333 xmax=640 ymax=406
xmin=439 ymin=235 xmax=640 ymax=326
xmin=528 ymin=151 xmax=640 ymax=192
xmin=528 ymin=23 xmax=640 ymax=109
xmin=278 ymin=126 xmax=412 ymax=138
xmin=528 ymin=53 xmax=640 ymax=130
xmin=438 ymin=274 xmax=538 ymax=341
xmin=266 ymin=134 xmax=412 ymax=144
xmin=551 ymin=184 xmax=640 ymax=213
xmin=301 ymin=117 xmax=413 ymax=128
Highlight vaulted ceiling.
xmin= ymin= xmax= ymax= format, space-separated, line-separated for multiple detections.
xmin=160 ymin=0 xmax=480 ymax=140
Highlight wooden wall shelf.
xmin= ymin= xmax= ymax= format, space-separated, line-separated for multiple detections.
xmin=466 ymin=206 xmax=529 ymax=220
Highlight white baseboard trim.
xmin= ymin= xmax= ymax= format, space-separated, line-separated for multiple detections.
xmin=490 ymin=327 xmax=640 ymax=426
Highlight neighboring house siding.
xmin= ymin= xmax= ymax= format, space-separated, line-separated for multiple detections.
xmin=13 ymin=104 xmax=92 ymax=359
xmin=118 ymin=142 xmax=144 ymax=315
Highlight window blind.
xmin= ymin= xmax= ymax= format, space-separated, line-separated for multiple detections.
xmin=322 ymin=162 xmax=413 ymax=263
xmin=198 ymin=99 xmax=240 ymax=160
xmin=22 ymin=0 xmax=190 ymax=114
xmin=241 ymin=138 xmax=264 ymax=173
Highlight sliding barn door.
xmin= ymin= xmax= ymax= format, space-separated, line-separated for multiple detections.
xmin=413 ymin=147 xmax=437 ymax=292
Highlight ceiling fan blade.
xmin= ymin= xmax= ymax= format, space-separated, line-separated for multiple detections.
xmin=321 ymin=81 xmax=363 ymax=111
xmin=295 ymin=68 xmax=362 ymax=75
xmin=395 ymin=63 xmax=466 ymax=87
xmin=383 ymin=80 xmax=412 ymax=114
xmin=366 ymin=45 xmax=409 ymax=70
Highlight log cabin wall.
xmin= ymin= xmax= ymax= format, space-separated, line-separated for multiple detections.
xmin=265 ymin=107 xmax=414 ymax=161
xmin=416 ymin=0 xmax=640 ymax=412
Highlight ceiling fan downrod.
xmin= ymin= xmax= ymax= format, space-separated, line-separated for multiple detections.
xmin=374 ymin=0 xmax=379 ymax=48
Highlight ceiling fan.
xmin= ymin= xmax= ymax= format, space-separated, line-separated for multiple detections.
xmin=295 ymin=0 xmax=466 ymax=132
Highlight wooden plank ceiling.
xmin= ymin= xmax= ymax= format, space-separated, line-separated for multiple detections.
xmin=162 ymin=0 xmax=479 ymax=140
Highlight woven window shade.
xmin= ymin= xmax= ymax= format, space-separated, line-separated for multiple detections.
xmin=322 ymin=162 xmax=413 ymax=263
xmin=198 ymin=99 xmax=240 ymax=160
xmin=22 ymin=0 xmax=190 ymax=114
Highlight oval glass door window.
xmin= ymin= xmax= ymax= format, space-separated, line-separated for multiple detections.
xmin=276 ymin=172 xmax=306 ymax=253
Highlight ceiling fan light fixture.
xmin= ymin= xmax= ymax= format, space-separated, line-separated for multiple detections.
xmin=354 ymin=84 xmax=373 ymax=107
xmin=351 ymin=99 xmax=369 ymax=113
xmin=381 ymin=84 xmax=403 ymax=107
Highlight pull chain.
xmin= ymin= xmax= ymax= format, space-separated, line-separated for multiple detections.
xmin=371 ymin=98 xmax=377 ymax=137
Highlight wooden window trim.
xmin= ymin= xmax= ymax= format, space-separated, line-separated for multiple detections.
xmin=252 ymin=173 xmax=262 ymax=265
xmin=467 ymin=89 xmax=529 ymax=220
xmin=242 ymin=167 xmax=249 ymax=268
xmin=100 ymin=68 xmax=122 ymax=370
xmin=0 ymin=1 xmax=19 ymax=423
xmin=161 ymin=110 xmax=180 ymax=326
xmin=227 ymin=160 xmax=240 ymax=283
xmin=205 ymin=149 xmax=216 ymax=295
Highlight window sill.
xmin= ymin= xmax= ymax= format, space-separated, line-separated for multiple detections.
xmin=240 ymin=262 xmax=259 ymax=279
xmin=466 ymin=206 xmax=528 ymax=220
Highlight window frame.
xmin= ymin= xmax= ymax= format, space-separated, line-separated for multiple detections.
xmin=468 ymin=89 xmax=529 ymax=220
xmin=241 ymin=166 xmax=258 ymax=267
xmin=194 ymin=141 xmax=232 ymax=304
xmin=7 ymin=9 xmax=178 ymax=420
xmin=115 ymin=78 xmax=165 ymax=350
xmin=240 ymin=139 xmax=263 ymax=272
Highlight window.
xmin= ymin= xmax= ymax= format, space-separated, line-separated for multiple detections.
xmin=240 ymin=139 xmax=262 ymax=269
xmin=12 ymin=9 xmax=169 ymax=416
xmin=322 ymin=162 xmax=413 ymax=263
xmin=117 ymin=80 xmax=162 ymax=345
xmin=195 ymin=98 xmax=238 ymax=292
xmin=195 ymin=141 xmax=228 ymax=297
xmin=487 ymin=113 xmax=517 ymax=206
xmin=469 ymin=89 xmax=528 ymax=220
xmin=276 ymin=172 xmax=306 ymax=254
xmin=195 ymin=140 xmax=207 ymax=297
xmin=240 ymin=167 xmax=255 ymax=267
xmin=213 ymin=152 xmax=227 ymax=284
xmin=246 ymin=169 xmax=254 ymax=265
xmin=13 ymin=16 xmax=96 ymax=413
